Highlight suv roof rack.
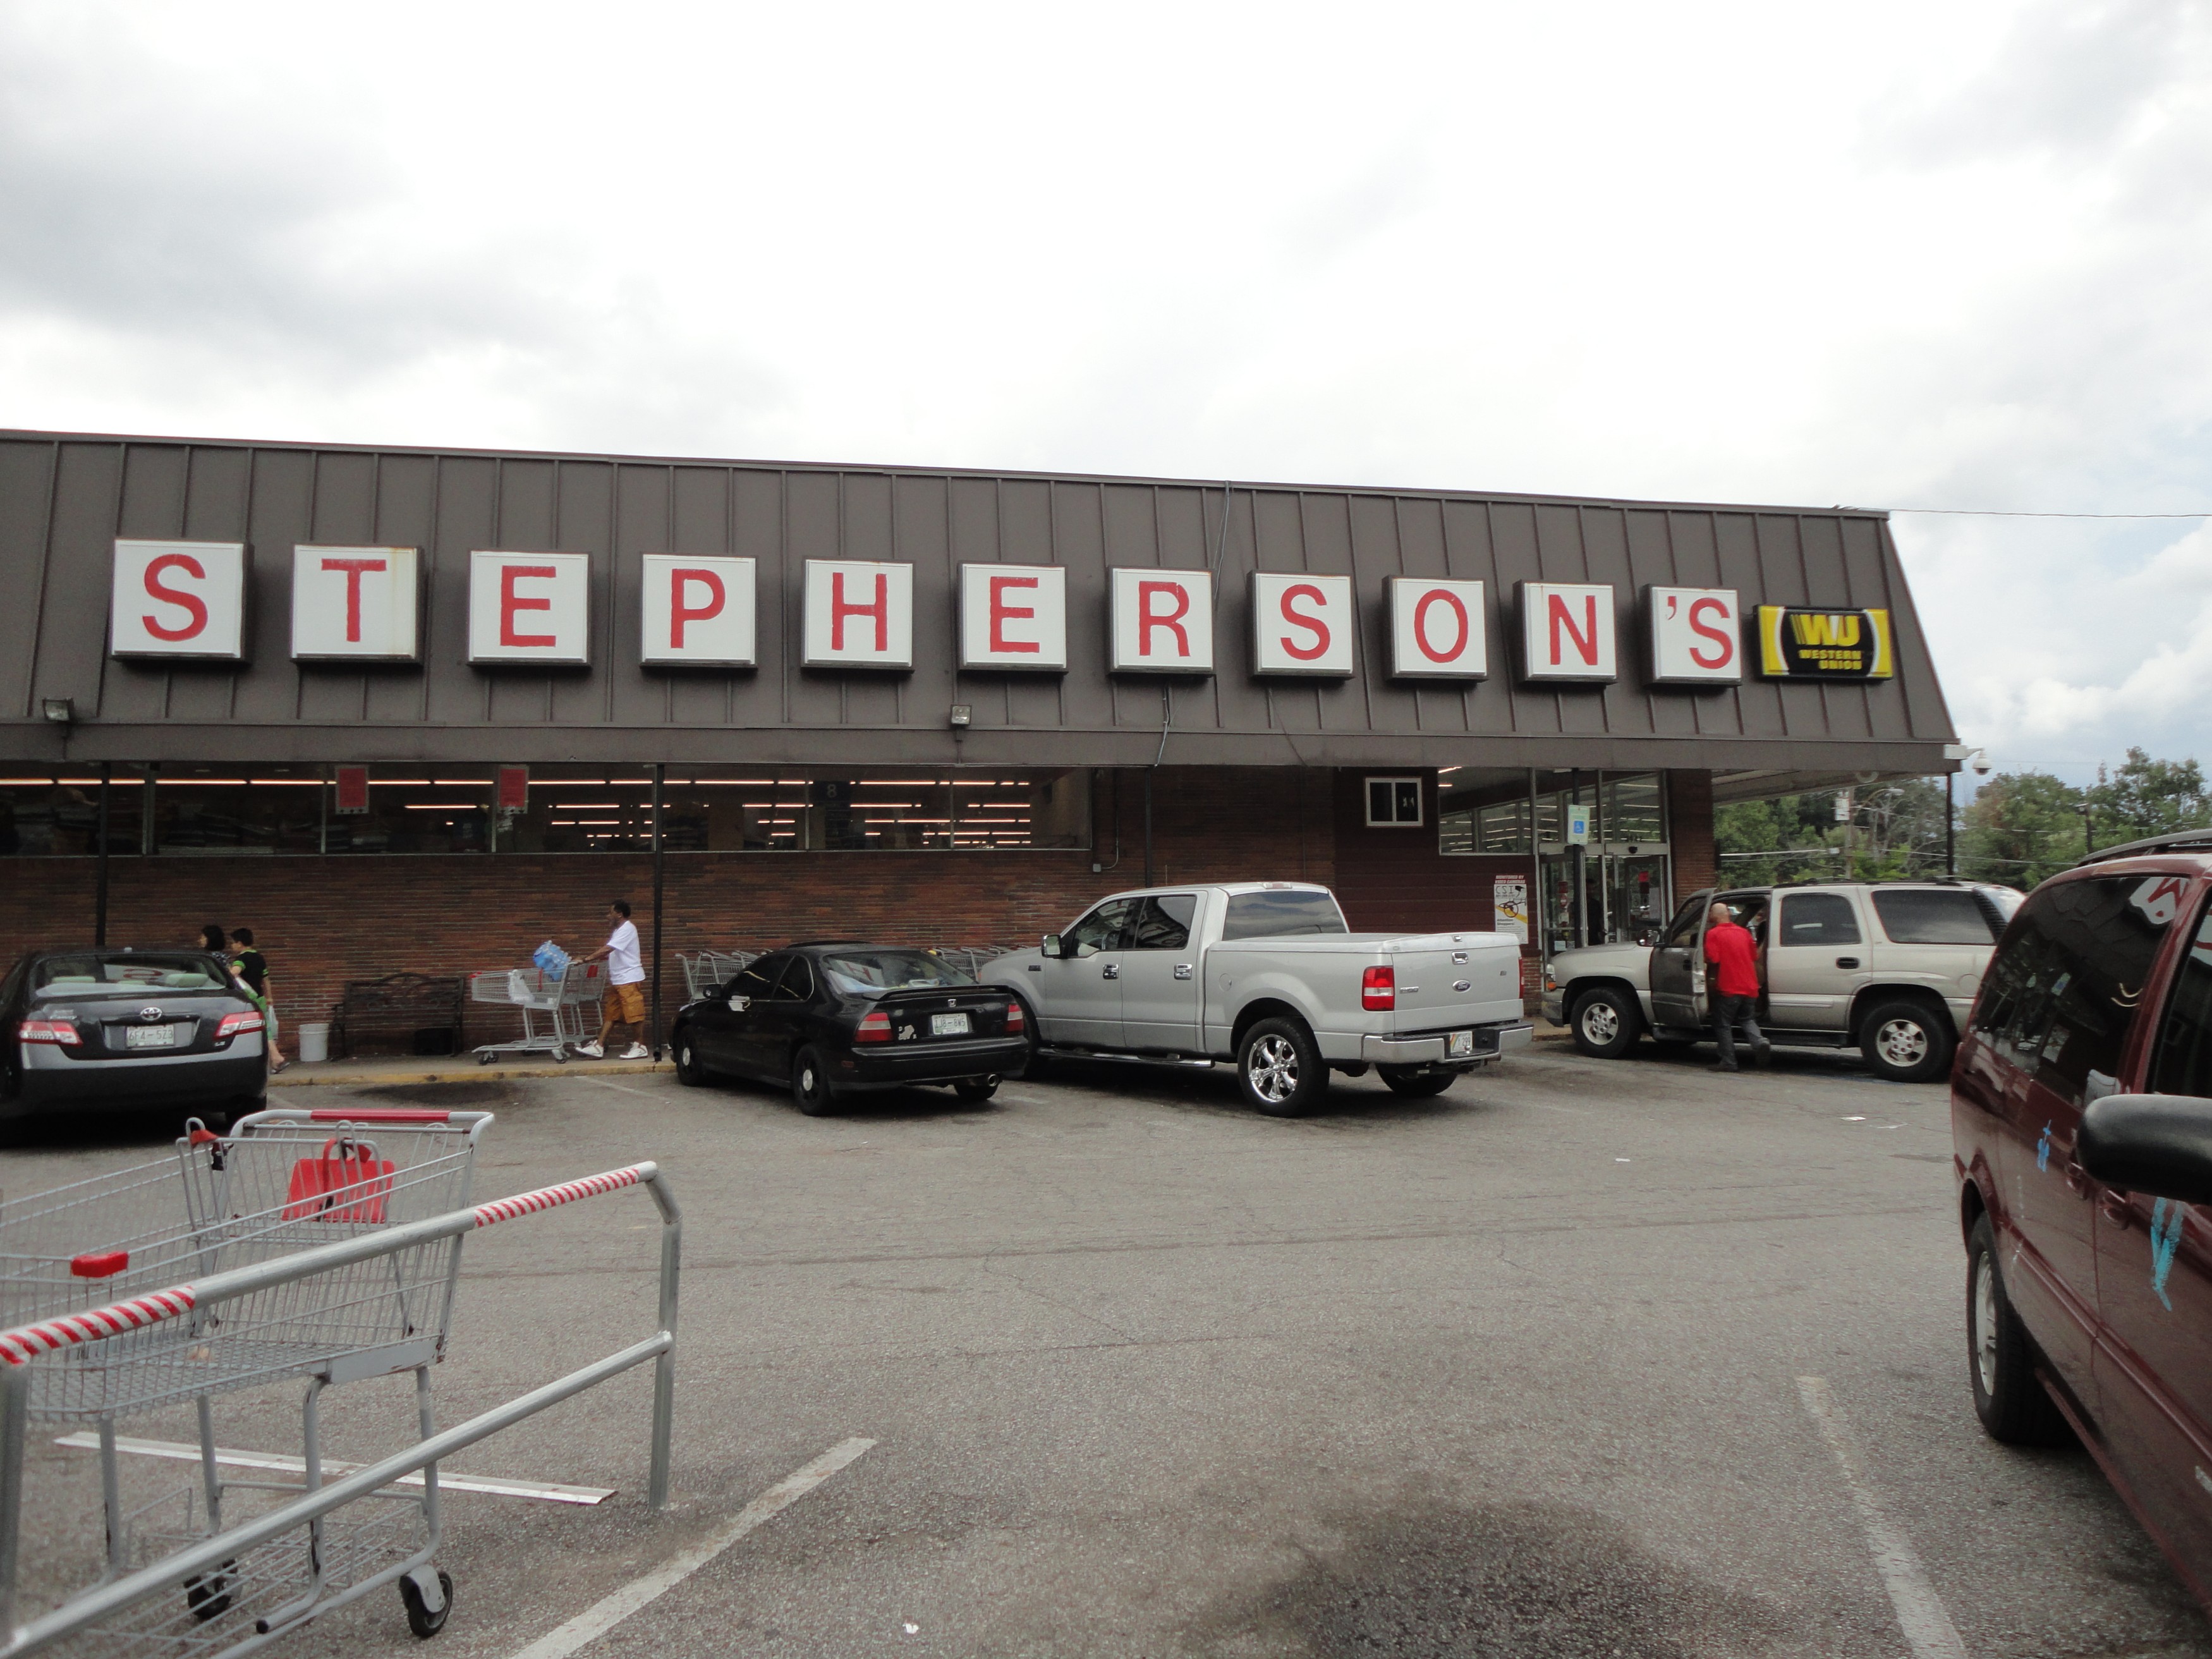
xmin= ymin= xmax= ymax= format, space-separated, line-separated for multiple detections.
xmin=2074 ymin=829 xmax=2212 ymax=867
xmin=1765 ymin=876 xmax=1969 ymax=890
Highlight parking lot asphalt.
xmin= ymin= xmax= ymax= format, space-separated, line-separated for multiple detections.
xmin=6 ymin=1045 xmax=2209 ymax=1658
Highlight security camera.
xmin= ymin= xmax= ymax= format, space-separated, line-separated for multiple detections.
xmin=1972 ymin=754 xmax=1991 ymax=777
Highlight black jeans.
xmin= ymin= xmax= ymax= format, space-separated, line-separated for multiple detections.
xmin=1713 ymin=994 xmax=1768 ymax=1068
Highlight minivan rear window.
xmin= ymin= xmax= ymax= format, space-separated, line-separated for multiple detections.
xmin=1222 ymin=890 xmax=1348 ymax=940
xmin=1873 ymin=890 xmax=1998 ymax=945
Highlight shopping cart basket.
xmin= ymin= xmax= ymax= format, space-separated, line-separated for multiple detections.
xmin=0 ymin=1113 xmax=680 ymax=1658
xmin=467 ymin=964 xmax=581 ymax=1063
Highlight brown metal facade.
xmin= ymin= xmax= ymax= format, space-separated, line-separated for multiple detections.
xmin=0 ymin=431 xmax=1957 ymax=771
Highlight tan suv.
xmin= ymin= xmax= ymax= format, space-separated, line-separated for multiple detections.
xmin=1543 ymin=879 xmax=2022 ymax=1082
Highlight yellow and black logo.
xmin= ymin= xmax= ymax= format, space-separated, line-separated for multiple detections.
xmin=1755 ymin=606 xmax=1893 ymax=680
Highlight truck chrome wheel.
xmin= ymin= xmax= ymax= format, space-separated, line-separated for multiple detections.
xmin=1972 ymin=1249 xmax=2000 ymax=1399
xmin=1875 ymin=1017 xmax=1929 ymax=1068
xmin=1247 ymin=1034 xmax=1299 ymax=1103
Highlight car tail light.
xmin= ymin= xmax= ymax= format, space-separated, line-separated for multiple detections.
xmin=1361 ymin=966 xmax=1395 ymax=1011
xmin=18 ymin=1018 xmax=79 ymax=1046
xmin=215 ymin=1011 xmax=264 ymax=1042
xmin=1003 ymin=1000 xmax=1024 ymax=1033
xmin=855 ymin=1010 xmax=892 ymax=1044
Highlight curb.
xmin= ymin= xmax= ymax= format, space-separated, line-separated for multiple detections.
xmin=270 ymin=1060 xmax=673 ymax=1088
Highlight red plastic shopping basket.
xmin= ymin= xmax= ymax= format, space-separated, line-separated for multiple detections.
xmin=283 ymin=1136 xmax=397 ymax=1224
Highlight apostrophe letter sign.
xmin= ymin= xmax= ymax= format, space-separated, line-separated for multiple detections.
xmin=1516 ymin=581 xmax=1617 ymax=684
xmin=291 ymin=545 xmax=420 ymax=662
xmin=1385 ymin=577 xmax=1487 ymax=679
xmin=640 ymin=555 xmax=755 ymax=667
xmin=110 ymin=539 xmax=248 ymax=661
xmin=1109 ymin=567 xmax=1213 ymax=674
xmin=1643 ymin=586 xmax=1742 ymax=685
xmin=959 ymin=564 xmax=1067 ymax=671
xmin=802 ymin=559 xmax=913 ymax=669
xmin=1756 ymin=605 xmax=1894 ymax=680
xmin=1250 ymin=572 xmax=1354 ymax=677
xmin=468 ymin=550 xmax=591 ymax=666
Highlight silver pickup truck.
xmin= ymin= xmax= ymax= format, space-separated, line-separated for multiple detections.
xmin=1541 ymin=878 xmax=2021 ymax=1083
xmin=981 ymin=882 xmax=1531 ymax=1115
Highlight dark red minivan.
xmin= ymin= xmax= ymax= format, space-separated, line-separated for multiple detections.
xmin=1954 ymin=831 xmax=2212 ymax=1604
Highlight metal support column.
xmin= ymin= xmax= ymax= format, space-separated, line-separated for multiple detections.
xmin=94 ymin=763 xmax=111 ymax=947
xmin=650 ymin=764 xmax=665 ymax=1059
xmin=1945 ymin=773 xmax=1955 ymax=877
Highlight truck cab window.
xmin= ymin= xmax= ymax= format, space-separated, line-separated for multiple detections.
xmin=1222 ymin=890 xmax=1349 ymax=940
xmin=1064 ymin=900 xmax=1136 ymax=957
xmin=1126 ymin=895 xmax=1197 ymax=951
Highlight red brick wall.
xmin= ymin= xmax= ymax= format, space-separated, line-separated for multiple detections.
xmin=0 ymin=765 xmax=1332 ymax=1048
xmin=1665 ymin=769 xmax=1716 ymax=896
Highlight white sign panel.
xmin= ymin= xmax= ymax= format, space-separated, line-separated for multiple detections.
xmin=291 ymin=545 xmax=419 ymax=662
xmin=1517 ymin=581 xmax=1617 ymax=684
xmin=1109 ymin=568 xmax=1213 ymax=674
xmin=468 ymin=550 xmax=591 ymax=665
xmin=1493 ymin=875 xmax=1529 ymax=944
xmin=110 ymin=539 xmax=248 ymax=661
xmin=1644 ymin=585 xmax=1742 ymax=684
xmin=1385 ymin=577 xmax=1487 ymax=679
xmin=1250 ymin=572 xmax=1354 ymax=677
xmin=640 ymin=556 xmax=755 ymax=667
xmin=959 ymin=564 xmax=1067 ymax=671
xmin=803 ymin=560 xmax=913 ymax=669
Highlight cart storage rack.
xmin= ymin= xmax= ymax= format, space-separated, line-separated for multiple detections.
xmin=0 ymin=1108 xmax=680 ymax=1658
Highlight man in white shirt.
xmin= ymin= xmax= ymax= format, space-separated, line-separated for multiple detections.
xmin=575 ymin=900 xmax=650 ymax=1059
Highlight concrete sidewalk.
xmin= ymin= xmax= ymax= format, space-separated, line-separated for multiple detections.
xmin=268 ymin=1051 xmax=671 ymax=1089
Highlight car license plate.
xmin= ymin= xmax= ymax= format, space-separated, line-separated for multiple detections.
xmin=930 ymin=1012 xmax=971 ymax=1037
xmin=125 ymin=1024 xmax=178 ymax=1050
xmin=1446 ymin=1029 xmax=1475 ymax=1059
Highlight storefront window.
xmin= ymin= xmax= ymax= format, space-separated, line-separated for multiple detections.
xmin=0 ymin=773 xmax=145 ymax=856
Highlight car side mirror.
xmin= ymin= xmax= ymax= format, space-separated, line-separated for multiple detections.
xmin=2080 ymin=1094 xmax=2212 ymax=1205
xmin=1041 ymin=934 xmax=1062 ymax=959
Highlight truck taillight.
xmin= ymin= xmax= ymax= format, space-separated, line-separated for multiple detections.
xmin=856 ymin=1011 xmax=893 ymax=1044
xmin=17 ymin=1019 xmax=79 ymax=1046
xmin=1361 ymin=966 xmax=1395 ymax=1011
xmin=215 ymin=1011 xmax=264 ymax=1042
xmin=1003 ymin=1000 xmax=1024 ymax=1033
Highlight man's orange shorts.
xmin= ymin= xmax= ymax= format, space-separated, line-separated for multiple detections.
xmin=604 ymin=982 xmax=646 ymax=1025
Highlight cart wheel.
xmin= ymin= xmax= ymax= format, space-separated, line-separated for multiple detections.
xmin=185 ymin=1560 xmax=235 ymax=1622
xmin=399 ymin=1569 xmax=453 ymax=1638
xmin=552 ymin=1049 xmax=569 ymax=1064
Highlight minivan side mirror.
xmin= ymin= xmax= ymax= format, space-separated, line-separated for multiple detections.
xmin=2079 ymin=1094 xmax=2212 ymax=1205
xmin=1040 ymin=933 xmax=1062 ymax=959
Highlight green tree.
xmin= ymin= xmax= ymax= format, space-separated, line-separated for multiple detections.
xmin=2086 ymin=747 xmax=2211 ymax=846
xmin=1960 ymin=772 xmax=2084 ymax=889
xmin=1713 ymin=793 xmax=1846 ymax=889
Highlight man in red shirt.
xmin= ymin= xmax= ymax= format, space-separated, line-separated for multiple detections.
xmin=1703 ymin=901 xmax=1771 ymax=1071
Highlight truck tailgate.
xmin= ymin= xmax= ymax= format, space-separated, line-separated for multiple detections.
xmin=1381 ymin=933 xmax=1524 ymax=1030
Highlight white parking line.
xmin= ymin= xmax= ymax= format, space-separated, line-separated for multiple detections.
xmin=55 ymin=1431 xmax=612 ymax=1504
xmin=1796 ymin=1377 xmax=1968 ymax=1659
xmin=507 ymin=1436 xmax=876 ymax=1659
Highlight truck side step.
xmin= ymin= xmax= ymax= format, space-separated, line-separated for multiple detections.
xmin=1035 ymin=1047 xmax=1217 ymax=1069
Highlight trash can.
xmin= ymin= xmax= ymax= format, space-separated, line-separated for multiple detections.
xmin=297 ymin=1022 xmax=331 ymax=1065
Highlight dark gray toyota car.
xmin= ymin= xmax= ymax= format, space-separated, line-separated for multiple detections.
xmin=1 ymin=949 xmax=269 ymax=1125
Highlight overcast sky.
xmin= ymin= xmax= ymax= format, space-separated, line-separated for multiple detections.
xmin=3 ymin=1 xmax=2207 ymax=784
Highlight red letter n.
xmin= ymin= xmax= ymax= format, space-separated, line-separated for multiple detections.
xmin=1548 ymin=593 xmax=1598 ymax=667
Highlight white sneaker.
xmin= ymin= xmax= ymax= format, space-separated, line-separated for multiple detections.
xmin=621 ymin=1043 xmax=650 ymax=1060
xmin=573 ymin=1041 xmax=604 ymax=1059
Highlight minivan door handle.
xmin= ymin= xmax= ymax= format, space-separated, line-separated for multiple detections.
xmin=1835 ymin=957 xmax=1860 ymax=969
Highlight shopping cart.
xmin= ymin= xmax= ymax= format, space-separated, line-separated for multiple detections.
xmin=0 ymin=1109 xmax=681 ymax=1658
xmin=928 ymin=944 xmax=1017 ymax=979
xmin=467 ymin=963 xmax=582 ymax=1063
xmin=676 ymin=949 xmax=760 ymax=1002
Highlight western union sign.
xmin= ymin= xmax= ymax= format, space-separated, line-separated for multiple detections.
xmin=1756 ymin=605 xmax=1894 ymax=680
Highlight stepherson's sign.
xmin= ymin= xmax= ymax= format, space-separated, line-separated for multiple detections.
xmin=102 ymin=541 xmax=1890 ymax=688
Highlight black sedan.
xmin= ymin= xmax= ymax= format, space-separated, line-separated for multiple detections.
xmin=671 ymin=942 xmax=1027 ymax=1114
xmin=2 ymin=949 xmax=269 ymax=1124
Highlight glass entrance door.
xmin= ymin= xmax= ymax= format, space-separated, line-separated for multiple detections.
xmin=1540 ymin=845 xmax=1672 ymax=954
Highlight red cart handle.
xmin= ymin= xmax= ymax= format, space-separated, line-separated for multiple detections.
xmin=307 ymin=1109 xmax=451 ymax=1124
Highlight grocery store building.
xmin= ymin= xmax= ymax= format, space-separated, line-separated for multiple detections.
xmin=0 ymin=430 xmax=1959 ymax=1045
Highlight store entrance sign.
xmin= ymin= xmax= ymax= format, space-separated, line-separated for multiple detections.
xmin=1643 ymin=586 xmax=1742 ymax=684
xmin=641 ymin=555 xmax=755 ymax=667
xmin=1756 ymin=606 xmax=1893 ymax=680
xmin=1110 ymin=567 xmax=1213 ymax=674
xmin=111 ymin=539 xmax=248 ymax=661
xmin=1385 ymin=578 xmax=1488 ymax=679
xmin=468 ymin=551 xmax=591 ymax=665
xmin=803 ymin=559 xmax=913 ymax=669
xmin=960 ymin=564 xmax=1067 ymax=671
xmin=1517 ymin=583 xmax=1617 ymax=683
xmin=1250 ymin=572 xmax=1354 ymax=676
xmin=293 ymin=545 xmax=420 ymax=662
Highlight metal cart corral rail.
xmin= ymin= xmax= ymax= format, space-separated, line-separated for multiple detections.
xmin=0 ymin=1122 xmax=681 ymax=1658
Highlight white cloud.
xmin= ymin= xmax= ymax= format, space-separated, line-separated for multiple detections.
xmin=2 ymin=0 xmax=2210 ymax=779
